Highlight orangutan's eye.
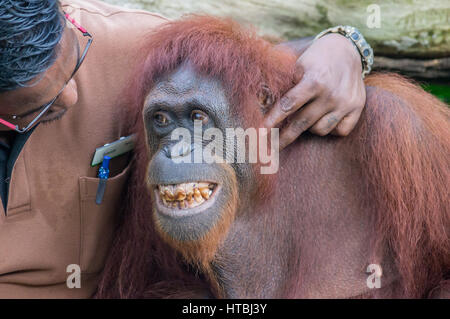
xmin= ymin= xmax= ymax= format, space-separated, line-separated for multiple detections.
xmin=153 ymin=112 xmax=170 ymax=126
xmin=191 ymin=110 xmax=209 ymax=124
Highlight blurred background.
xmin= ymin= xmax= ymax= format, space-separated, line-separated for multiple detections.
xmin=102 ymin=0 xmax=450 ymax=103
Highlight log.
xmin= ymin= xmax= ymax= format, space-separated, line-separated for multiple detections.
xmin=374 ymin=57 xmax=450 ymax=80
xmin=103 ymin=0 xmax=450 ymax=78
xmin=105 ymin=0 xmax=450 ymax=58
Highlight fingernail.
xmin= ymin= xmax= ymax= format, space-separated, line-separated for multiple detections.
xmin=280 ymin=96 xmax=292 ymax=112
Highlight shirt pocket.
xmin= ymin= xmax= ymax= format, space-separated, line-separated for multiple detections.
xmin=78 ymin=163 xmax=131 ymax=274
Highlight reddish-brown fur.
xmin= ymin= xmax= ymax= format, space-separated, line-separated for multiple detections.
xmin=96 ymin=16 xmax=449 ymax=298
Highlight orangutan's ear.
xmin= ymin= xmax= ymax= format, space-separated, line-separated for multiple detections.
xmin=257 ymin=84 xmax=275 ymax=113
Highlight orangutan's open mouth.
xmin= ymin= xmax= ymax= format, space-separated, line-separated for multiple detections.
xmin=155 ymin=182 xmax=218 ymax=211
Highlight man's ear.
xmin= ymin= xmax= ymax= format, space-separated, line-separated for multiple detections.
xmin=257 ymin=84 xmax=275 ymax=113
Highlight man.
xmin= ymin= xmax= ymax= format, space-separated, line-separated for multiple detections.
xmin=0 ymin=0 xmax=368 ymax=298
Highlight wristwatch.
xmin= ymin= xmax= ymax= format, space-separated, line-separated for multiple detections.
xmin=315 ymin=26 xmax=374 ymax=78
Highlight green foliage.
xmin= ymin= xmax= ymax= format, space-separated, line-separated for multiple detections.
xmin=422 ymin=83 xmax=450 ymax=105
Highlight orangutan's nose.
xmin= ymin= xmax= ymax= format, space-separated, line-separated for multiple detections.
xmin=164 ymin=140 xmax=193 ymax=159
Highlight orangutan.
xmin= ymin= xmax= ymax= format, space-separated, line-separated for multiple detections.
xmin=97 ymin=16 xmax=450 ymax=299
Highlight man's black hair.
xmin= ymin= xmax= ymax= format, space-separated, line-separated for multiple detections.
xmin=0 ymin=0 xmax=65 ymax=92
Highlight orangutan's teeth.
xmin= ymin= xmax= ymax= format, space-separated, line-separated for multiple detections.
xmin=164 ymin=189 xmax=174 ymax=201
xmin=175 ymin=187 xmax=186 ymax=201
xmin=194 ymin=194 xmax=203 ymax=203
xmin=156 ymin=182 xmax=216 ymax=209
xmin=199 ymin=187 xmax=210 ymax=200
xmin=185 ymin=183 xmax=193 ymax=194
xmin=193 ymin=188 xmax=202 ymax=202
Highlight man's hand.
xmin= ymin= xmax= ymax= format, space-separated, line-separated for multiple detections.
xmin=265 ymin=33 xmax=366 ymax=150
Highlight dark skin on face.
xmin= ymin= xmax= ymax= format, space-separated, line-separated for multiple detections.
xmin=0 ymin=26 xmax=79 ymax=136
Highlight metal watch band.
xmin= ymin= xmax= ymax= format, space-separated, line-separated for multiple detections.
xmin=315 ymin=26 xmax=374 ymax=78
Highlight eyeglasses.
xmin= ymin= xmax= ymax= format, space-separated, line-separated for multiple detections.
xmin=0 ymin=13 xmax=93 ymax=134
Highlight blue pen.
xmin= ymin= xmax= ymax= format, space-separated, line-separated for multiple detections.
xmin=96 ymin=155 xmax=111 ymax=205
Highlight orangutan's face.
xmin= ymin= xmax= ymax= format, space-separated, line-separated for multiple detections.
xmin=143 ymin=63 xmax=258 ymax=263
